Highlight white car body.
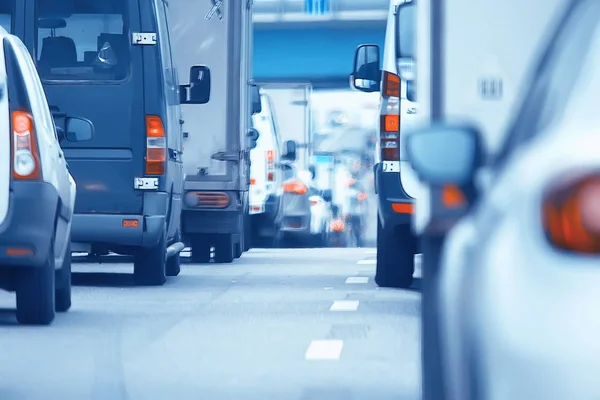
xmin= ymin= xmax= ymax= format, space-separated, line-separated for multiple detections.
xmin=0 ymin=28 xmax=81 ymax=324
xmin=439 ymin=1 xmax=600 ymax=397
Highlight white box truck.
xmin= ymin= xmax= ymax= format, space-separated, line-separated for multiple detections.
xmin=168 ymin=0 xmax=260 ymax=263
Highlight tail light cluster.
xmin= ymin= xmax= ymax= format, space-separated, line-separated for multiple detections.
xmin=266 ymin=149 xmax=275 ymax=181
xmin=331 ymin=220 xmax=344 ymax=232
xmin=282 ymin=179 xmax=307 ymax=195
xmin=11 ymin=111 xmax=41 ymax=180
xmin=542 ymin=174 xmax=600 ymax=254
xmin=145 ymin=115 xmax=166 ymax=175
xmin=380 ymin=71 xmax=401 ymax=162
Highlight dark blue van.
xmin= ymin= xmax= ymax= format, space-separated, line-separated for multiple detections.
xmin=7 ymin=0 xmax=209 ymax=285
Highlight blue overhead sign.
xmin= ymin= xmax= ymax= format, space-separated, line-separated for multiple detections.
xmin=305 ymin=0 xmax=330 ymax=15
xmin=314 ymin=155 xmax=334 ymax=163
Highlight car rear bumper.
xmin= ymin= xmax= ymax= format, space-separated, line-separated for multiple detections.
xmin=280 ymin=213 xmax=311 ymax=235
xmin=374 ymin=162 xmax=413 ymax=230
xmin=71 ymin=192 xmax=168 ymax=248
xmin=0 ymin=181 xmax=59 ymax=267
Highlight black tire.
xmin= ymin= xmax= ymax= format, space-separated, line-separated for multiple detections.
xmin=191 ymin=234 xmax=211 ymax=263
xmin=55 ymin=241 xmax=72 ymax=313
xmin=214 ymin=234 xmax=234 ymax=263
xmin=16 ymin=244 xmax=55 ymax=325
xmin=133 ymin=228 xmax=167 ymax=286
xmin=234 ymin=240 xmax=243 ymax=258
xmin=375 ymin=218 xmax=415 ymax=288
xmin=243 ymin=208 xmax=251 ymax=252
xmin=166 ymin=230 xmax=182 ymax=277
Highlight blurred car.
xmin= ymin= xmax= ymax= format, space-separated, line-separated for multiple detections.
xmin=279 ymin=165 xmax=332 ymax=247
xmin=0 ymin=28 xmax=94 ymax=325
xmin=406 ymin=1 xmax=600 ymax=397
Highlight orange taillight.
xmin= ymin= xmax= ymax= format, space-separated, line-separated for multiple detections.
xmin=331 ymin=220 xmax=345 ymax=231
xmin=145 ymin=115 xmax=166 ymax=175
xmin=185 ymin=191 xmax=230 ymax=209
xmin=357 ymin=192 xmax=368 ymax=201
xmin=542 ymin=175 xmax=600 ymax=254
xmin=380 ymin=71 xmax=401 ymax=162
xmin=282 ymin=180 xmax=307 ymax=195
xmin=250 ymin=178 xmax=256 ymax=185
xmin=11 ymin=111 xmax=41 ymax=180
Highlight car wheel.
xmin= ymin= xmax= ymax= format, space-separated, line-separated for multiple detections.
xmin=55 ymin=241 xmax=72 ymax=312
xmin=191 ymin=234 xmax=211 ymax=263
xmin=214 ymin=234 xmax=234 ymax=263
xmin=16 ymin=243 xmax=55 ymax=325
xmin=375 ymin=219 xmax=415 ymax=289
xmin=133 ymin=228 xmax=167 ymax=286
xmin=166 ymin=229 xmax=182 ymax=277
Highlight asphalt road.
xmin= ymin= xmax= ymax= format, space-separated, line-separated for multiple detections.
xmin=0 ymin=248 xmax=421 ymax=400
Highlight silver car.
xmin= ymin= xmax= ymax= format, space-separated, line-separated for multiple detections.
xmin=406 ymin=0 xmax=600 ymax=397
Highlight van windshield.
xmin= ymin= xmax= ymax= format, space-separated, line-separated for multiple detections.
xmin=0 ymin=1 xmax=13 ymax=33
xmin=35 ymin=0 xmax=129 ymax=81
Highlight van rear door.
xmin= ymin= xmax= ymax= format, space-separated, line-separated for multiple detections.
xmin=29 ymin=0 xmax=145 ymax=215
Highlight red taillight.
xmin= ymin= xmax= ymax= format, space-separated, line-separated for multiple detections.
xmin=145 ymin=115 xmax=166 ymax=175
xmin=11 ymin=111 xmax=41 ymax=180
xmin=282 ymin=179 xmax=307 ymax=195
xmin=310 ymin=199 xmax=319 ymax=206
xmin=250 ymin=178 xmax=256 ymax=185
xmin=380 ymin=71 xmax=401 ymax=161
xmin=331 ymin=220 xmax=344 ymax=231
xmin=266 ymin=150 xmax=275 ymax=181
xmin=542 ymin=174 xmax=600 ymax=254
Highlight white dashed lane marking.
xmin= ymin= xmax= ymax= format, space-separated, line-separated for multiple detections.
xmin=356 ymin=259 xmax=376 ymax=265
xmin=305 ymin=340 xmax=344 ymax=360
xmin=330 ymin=300 xmax=359 ymax=311
xmin=345 ymin=277 xmax=369 ymax=284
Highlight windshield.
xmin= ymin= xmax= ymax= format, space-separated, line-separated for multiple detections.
xmin=35 ymin=0 xmax=129 ymax=81
xmin=395 ymin=1 xmax=415 ymax=59
xmin=494 ymin=0 xmax=600 ymax=165
xmin=0 ymin=0 xmax=13 ymax=32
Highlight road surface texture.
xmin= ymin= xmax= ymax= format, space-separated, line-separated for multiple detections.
xmin=0 ymin=248 xmax=421 ymax=400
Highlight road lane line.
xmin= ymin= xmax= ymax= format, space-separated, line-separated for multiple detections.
xmin=330 ymin=300 xmax=359 ymax=311
xmin=345 ymin=277 xmax=369 ymax=284
xmin=356 ymin=259 xmax=376 ymax=265
xmin=305 ymin=340 xmax=343 ymax=360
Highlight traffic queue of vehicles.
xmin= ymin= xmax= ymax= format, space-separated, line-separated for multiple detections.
xmin=0 ymin=0 xmax=365 ymax=325
xmin=352 ymin=0 xmax=599 ymax=398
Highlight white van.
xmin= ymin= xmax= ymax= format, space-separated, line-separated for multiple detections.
xmin=249 ymin=90 xmax=284 ymax=246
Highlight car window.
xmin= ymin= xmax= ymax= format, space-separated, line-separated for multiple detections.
xmin=9 ymin=37 xmax=56 ymax=143
xmin=35 ymin=0 xmax=129 ymax=81
xmin=494 ymin=0 xmax=600 ymax=167
xmin=156 ymin=0 xmax=177 ymax=105
xmin=0 ymin=0 xmax=13 ymax=33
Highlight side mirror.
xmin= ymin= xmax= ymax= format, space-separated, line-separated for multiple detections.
xmin=247 ymin=128 xmax=259 ymax=149
xmin=405 ymin=124 xmax=483 ymax=186
xmin=180 ymin=65 xmax=210 ymax=104
xmin=250 ymin=84 xmax=262 ymax=115
xmin=322 ymin=189 xmax=332 ymax=202
xmin=65 ymin=117 xmax=94 ymax=142
xmin=282 ymin=140 xmax=297 ymax=161
xmin=308 ymin=165 xmax=316 ymax=180
xmin=351 ymin=44 xmax=381 ymax=93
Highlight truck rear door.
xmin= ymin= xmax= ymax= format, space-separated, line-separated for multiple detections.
xmin=258 ymin=83 xmax=312 ymax=170
xmin=27 ymin=0 xmax=146 ymax=215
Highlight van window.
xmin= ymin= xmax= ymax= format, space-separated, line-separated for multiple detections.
xmin=0 ymin=1 xmax=13 ymax=32
xmin=35 ymin=0 xmax=129 ymax=81
xmin=155 ymin=1 xmax=177 ymax=105
xmin=395 ymin=2 xmax=415 ymax=59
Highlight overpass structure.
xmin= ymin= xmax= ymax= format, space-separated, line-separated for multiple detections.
xmin=253 ymin=0 xmax=388 ymax=88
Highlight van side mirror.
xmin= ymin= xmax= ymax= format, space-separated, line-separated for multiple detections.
xmin=247 ymin=128 xmax=259 ymax=149
xmin=351 ymin=44 xmax=381 ymax=93
xmin=282 ymin=140 xmax=297 ymax=161
xmin=180 ymin=65 xmax=210 ymax=104
xmin=250 ymin=84 xmax=262 ymax=115
xmin=308 ymin=165 xmax=316 ymax=179
xmin=65 ymin=117 xmax=94 ymax=142
xmin=321 ymin=189 xmax=332 ymax=202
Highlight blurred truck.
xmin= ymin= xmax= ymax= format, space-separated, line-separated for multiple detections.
xmin=169 ymin=0 xmax=259 ymax=263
